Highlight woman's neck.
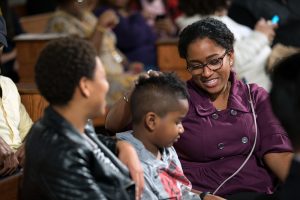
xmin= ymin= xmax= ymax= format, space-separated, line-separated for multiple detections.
xmin=211 ymin=81 xmax=231 ymax=110
xmin=53 ymin=105 xmax=87 ymax=134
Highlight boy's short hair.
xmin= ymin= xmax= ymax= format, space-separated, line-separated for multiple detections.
xmin=130 ymin=72 xmax=189 ymax=124
xmin=35 ymin=37 xmax=97 ymax=106
xmin=270 ymin=52 xmax=300 ymax=150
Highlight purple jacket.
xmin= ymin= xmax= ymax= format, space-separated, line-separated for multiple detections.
xmin=174 ymin=71 xmax=292 ymax=196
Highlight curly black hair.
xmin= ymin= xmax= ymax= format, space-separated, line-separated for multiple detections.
xmin=270 ymin=52 xmax=300 ymax=149
xmin=178 ymin=17 xmax=235 ymax=59
xmin=179 ymin=0 xmax=230 ymax=16
xmin=35 ymin=37 xmax=97 ymax=105
xmin=130 ymin=72 xmax=189 ymax=124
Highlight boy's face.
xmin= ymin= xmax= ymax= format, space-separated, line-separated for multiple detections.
xmin=152 ymin=99 xmax=189 ymax=148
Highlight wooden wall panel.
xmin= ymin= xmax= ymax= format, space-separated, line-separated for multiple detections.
xmin=0 ymin=172 xmax=23 ymax=200
xmin=20 ymin=13 xmax=52 ymax=33
xmin=156 ymin=39 xmax=191 ymax=81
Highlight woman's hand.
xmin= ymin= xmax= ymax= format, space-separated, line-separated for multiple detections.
xmin=117 ymin=140 xmax=144 ymax=200
xmin=0 ymin=137 xmax=19 ymax=176
xmin=105 ymin=70 xmax=163 ymax=132
xmin=97 ymin=9 xmax=119 ymax=29
xmin=15 ymin=143 xmax=25 ymax=167
xmin=155 ymin=17 xmax=177 ymax=36
xmin=255 ymin=18 xmax=277 ymax=42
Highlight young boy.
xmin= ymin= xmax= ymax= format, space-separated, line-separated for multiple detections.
xmin=117 ymin=73 xmax=224 ymax=200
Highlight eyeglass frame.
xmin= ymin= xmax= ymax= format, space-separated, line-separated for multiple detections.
xmin=186 ymin=50 xmax=229 ymax=73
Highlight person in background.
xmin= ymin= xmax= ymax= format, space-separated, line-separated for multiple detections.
xmin=95 ymin=0 xmax=158 ymax=70
xmin=176 ymin=0 xmax=276 ymax=91
xmin=270 ymin=53 xmax=300 ymax=200
xmin=22 ymin=37 xmax=144 ymax=200
xmin=0 ymin=7 xmax=32 ymax=178
xmin=46 ymin=0 xmax=142 ymax=106
xmin=229 ymin=0 xmax=300 ymax=48
xmin=117 ymin=72 xmax=225 ymax=200
xmin=130 ymin=0 xmax=177 ymax=38
xmin=228 ymin=0 xmax=300 ymax=71
xmin=0 ymin=0 xmax=23 ymax=82
xmin=105 ymin=18 xmax=293 ymax=200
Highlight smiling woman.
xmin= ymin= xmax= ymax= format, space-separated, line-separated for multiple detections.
xmin=174 ymin=18 xmax=293 ymax=198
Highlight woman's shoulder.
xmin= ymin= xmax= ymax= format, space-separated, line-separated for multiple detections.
xmin=230 ymin=75 xmax=269 ymax=108
xmin=248 ymin=82 xmax=269 ymax=102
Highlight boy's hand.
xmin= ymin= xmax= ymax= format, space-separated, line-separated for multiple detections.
xmin=117 ymin=141 xmax=144 ymax=200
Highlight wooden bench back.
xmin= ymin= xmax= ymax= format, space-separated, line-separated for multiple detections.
xmin=156 ymin=38 xmax=191 ymax=81
xmin=0 ymin=172 xmax=23 ymax=200
xmin=20 ymin=12 xmax=52 ymax=33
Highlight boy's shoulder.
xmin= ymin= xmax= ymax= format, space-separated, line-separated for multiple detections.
xmin=116 ymin=131 xmax=179 ymax=163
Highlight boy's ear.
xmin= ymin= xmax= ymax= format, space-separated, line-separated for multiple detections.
xmin=78 ymin=77 xmax=91 ymax=98
xmin=145 ymin=112 xmax=159 ymax=131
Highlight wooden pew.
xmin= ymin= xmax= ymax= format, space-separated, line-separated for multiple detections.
xmin=17 ymin=82 xmax=106 ymax=126
xmin=15 ymin=33 xmax=66 ymax=83
xmin=156 ymin=38 xmax=191 ymax=81
xmin=20 ymin=12 xmax=52 ymax=33
xmin=17 ymin=82 xmax=48 ymax=122
xmin=0 ymin=172 xmax=23 ymax=200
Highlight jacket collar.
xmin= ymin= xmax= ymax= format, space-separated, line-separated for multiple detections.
xmin=187 ymin=71 xmax=251 ymax=116
xmin=42 ymin=106 xmax=94 ymax=147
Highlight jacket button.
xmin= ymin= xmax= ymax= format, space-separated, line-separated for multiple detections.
xmin=218 ymin=143 xmax=225 ymax=150
xmin=212 ymin=113 xmax=219 ymax=119
xmin=230 ymin=109 xmax=237 ymax=116
xmin=242 ymin=137 xmax=248 ymax=144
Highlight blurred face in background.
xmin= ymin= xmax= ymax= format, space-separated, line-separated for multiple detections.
xmin=60 ymin=0 xmax=89 ymax=19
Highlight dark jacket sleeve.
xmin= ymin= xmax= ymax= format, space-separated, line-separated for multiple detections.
xmin=84 ymin=121 xmax=118 ymax=154
xmin=97 ymin=134 xmax=118 ymax=155
xmin=26 ymin=148 xmax=108 ymax=200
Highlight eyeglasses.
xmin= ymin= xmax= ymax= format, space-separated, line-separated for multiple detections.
xmin=187 ymin=51 xmax=228 ymax=73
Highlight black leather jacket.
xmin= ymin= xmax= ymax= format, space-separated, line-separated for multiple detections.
xmin=22 ymin=107 xmax=135 ymax=200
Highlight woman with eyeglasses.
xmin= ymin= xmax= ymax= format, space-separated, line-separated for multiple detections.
xmin=105 ymin=18 xmax=293 ymax=200
xmin=173 ymin=18 xmax=293 ymax=199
